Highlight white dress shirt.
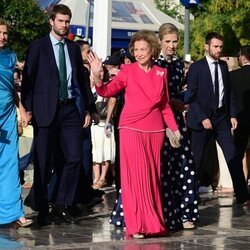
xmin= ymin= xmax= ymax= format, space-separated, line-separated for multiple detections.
xmin=206 ymin=55 xmax=224 ymax=108
xmin=50 ymin=33 xmax=74 ymax=99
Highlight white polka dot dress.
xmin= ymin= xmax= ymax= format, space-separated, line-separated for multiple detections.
xmin=110 ymin=189 xmax=126 ymax=228
xmin=156 ymin=56 xmax=199 ymax=230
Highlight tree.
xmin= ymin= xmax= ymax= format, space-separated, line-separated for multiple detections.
xmin=189 ymin=0 xmax=250 ymax=60
xmin=154 ymin=0 xmax=185 ymax=58
xmin=0 ymin=0 xmax=49 ymax=61
xmin=154 ymin=0 xmax=250 ymax=60
xmin=154 ymin=0 xmax=184 ymax=23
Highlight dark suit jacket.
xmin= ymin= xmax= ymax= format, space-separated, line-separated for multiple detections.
xmin=184 ymin=57 xmax=237 ymax=130
xmin=230 ymin=65 xmax=250 ymax=127
xmin=21 ymin=35 xmax=90 ymax=127
xmin=82 ymin=65 xmax=97 ymax=114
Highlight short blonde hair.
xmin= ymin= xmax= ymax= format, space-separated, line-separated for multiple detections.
xmin=158 ymin=23 xmax=179 ymax=41
xmin=129 ymin=30 xmax=161 ymax=60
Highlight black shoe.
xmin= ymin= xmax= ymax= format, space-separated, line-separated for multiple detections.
xmin=67 ymin=204 xmax=83 ymax=217
xmin=51 ymin=205 xmax=77 ymax=224
xmin=37 ymin=212 xmax=55 ymax=227
xmin=236 ymin=198 xmax=247 ymax=204
xmin=86 ymin=197 xmax=103 ymax=209
xmin=236 ymin=192 xmax=250 ymax=204
xmin=91 ymin=188 xmax=105 ymax=198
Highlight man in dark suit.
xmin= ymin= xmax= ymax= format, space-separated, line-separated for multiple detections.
xmin=230 ymin=46 xmax=250 ymax=179
xmin=21 ymin=4 xmax=91 ymax=225
xmin=185 ymin=32 xmax=249 ymax=204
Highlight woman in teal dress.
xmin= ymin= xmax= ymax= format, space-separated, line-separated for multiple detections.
xmin=0 ymin=18 xmax=32 ymax=227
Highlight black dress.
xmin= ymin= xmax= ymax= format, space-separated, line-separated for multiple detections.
xmin=155 ymin=55 xmax=199 ymax=230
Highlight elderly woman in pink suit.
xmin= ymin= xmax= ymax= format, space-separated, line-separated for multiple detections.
xmin=88 ymin=30 xmax=180 ymax=239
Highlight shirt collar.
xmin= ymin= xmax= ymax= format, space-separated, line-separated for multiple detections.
xmin=49 ymin=33 xmax=65 ymax=46
xmin=206 ymin=55 xmax=218 ymax=65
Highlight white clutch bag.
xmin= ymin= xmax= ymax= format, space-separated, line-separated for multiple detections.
xmin=166 ymin=128 xmax=181 ymax=148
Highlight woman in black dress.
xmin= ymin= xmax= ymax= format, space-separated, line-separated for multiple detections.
xmin=155 ymin=23 xmax=199 ymax=230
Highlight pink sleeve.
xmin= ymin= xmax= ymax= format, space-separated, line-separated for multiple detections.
xmin=95 ymin=65 xmax=127 ymax=97
xmin=161 ymin=71 xmax=178 ymax=131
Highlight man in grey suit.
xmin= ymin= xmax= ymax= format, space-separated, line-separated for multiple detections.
xmin=21 ymin=4 xmax=91 ymax=225
xmin=185 ymin=32 xmax=249 ymax=204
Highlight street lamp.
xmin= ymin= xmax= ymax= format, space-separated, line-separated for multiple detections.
xmin=180 ymin=0 xmax=200 ymax=60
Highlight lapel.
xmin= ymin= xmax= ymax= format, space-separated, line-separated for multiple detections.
xmin=65 ymin=39 xmax=76 ymax=73
xmin=201 ymin=57 xmax=214 ymax=92
xmin=65 ymin=39 xmax=84 ymax=116
xmin=65 ymin=39 xmax=78 ymax=87
xmin=218 ymin=59 xmax=227 ymax=90
xmin=43 ymin=35 xmax=59 ymax=77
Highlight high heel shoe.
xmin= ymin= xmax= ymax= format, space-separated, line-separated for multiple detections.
xmin=92 ymin=179 xmax=107 ymax=189
xmin=133 ymin=233 xmax=145 ymax=239
xmin=16 ymin=218 xmax=33 ymax=227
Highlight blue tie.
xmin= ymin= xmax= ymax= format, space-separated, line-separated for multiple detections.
xmin=58 ymin=42 xmax=68 ymax=100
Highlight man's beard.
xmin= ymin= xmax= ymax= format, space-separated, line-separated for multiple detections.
xmin=53 ymin=28 xmax=69 ymax=37
xmin=209 ymin=51 xmax=221 ymax=60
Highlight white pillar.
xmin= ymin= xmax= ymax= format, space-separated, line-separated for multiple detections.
xmin=92 ymin=0 xmax=112 ymax=60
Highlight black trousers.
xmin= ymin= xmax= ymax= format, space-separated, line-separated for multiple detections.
xmin=190 ymin=112 xmax=248 ymax=202
xmin=33 ymin=102 xmax=83 ymax=213
xmin=234 ymin=124 xmax=250 ymax=161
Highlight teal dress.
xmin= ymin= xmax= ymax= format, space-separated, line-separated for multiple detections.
xmin=0 ymin=48 xmax=24 ymax=224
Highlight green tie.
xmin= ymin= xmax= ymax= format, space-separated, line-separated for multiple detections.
xmin=58 ymin=42 xmax=68 ymax=100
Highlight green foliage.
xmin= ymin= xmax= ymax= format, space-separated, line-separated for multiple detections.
xmin=189 ymin=0 xmax=250 ymax=60
xmin=154 ymin=0 xmax=185 ymax=58
xmin=154 ymin=0 xmax=250 ymax=60
xmin=0 ymin=0 xmax=49 ymax=60
xmin=154 ymin=0 xmax=184 ymax=23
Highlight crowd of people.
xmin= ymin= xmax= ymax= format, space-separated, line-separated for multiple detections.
xmin=1 ymin=3 xmax=250 ymax=240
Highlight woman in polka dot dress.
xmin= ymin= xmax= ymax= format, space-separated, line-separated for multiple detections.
xmin=155 ymin=23 xmax=199 ymax=230
xmin=110 ymin=188 xmax=125 ymax=228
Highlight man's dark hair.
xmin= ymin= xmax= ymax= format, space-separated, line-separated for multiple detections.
xmin=240 ymin=45 xmax=250 ymax=61
xmin=49 ymin=4 xmax=72 ymax=20
xmin=205 ymin=32 xmax=223 ymax=45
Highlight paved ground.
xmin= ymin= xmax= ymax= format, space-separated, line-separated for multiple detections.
xmin=0 ymin=187 xmax=250 ymax=250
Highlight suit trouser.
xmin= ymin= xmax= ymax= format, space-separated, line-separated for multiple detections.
xmin=190 ymin=112 xmax=248 ymax=202
xmin=82 ymin=127 xmax=93 ymax=187
xmin=234 ymin=124 xmax=250 ymax=161
xmin=33 ymin=102 xmax=83 ymax=213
